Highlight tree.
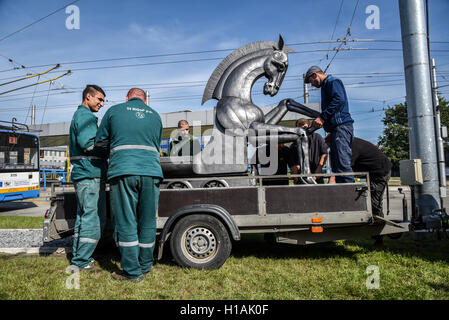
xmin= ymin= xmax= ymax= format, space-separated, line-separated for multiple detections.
xmin=378 ymin=103 xmax=409 ymax=173
xmin=438 ymin=96 xmax=449 ymax=144
xmin=378 ymin=97 xmax=449 ymax=174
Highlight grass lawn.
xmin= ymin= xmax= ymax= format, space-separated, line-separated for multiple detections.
xmin=0 ymin=216 xmax=44 ymax=229
xmin=1 ymin=233 xmax=448 ymax=300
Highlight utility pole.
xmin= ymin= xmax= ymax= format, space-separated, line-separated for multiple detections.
xmin=431 ymin=58 xmax=447 ymax=199
xmin=398 ymin=0 xmax=441 ymax=218
xmin=303 ymin=74 xmax=309 ymax=104
xmin=31 ymin=104 xmax=36 ymax=125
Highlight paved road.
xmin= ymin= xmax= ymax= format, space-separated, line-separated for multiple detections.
xmin=0 ymin=187 xmax=66 ymax=217
xmin=0 ymin=186 xmax=423 ymax=220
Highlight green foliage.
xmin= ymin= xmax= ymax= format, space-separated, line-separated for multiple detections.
xmin=378 ymin=102 xmax=409 ymax=172
xmin=438 ymin=97 xmax=449 ymax=148
xmin=378 ymin=97 xmax=449 ymax=172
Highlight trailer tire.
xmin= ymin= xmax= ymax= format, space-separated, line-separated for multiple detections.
xmin=170 ymin=214 xmax=232 ymax=270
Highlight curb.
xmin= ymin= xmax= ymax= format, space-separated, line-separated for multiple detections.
xmin=0 ymin=247 xmax=72 ymax=254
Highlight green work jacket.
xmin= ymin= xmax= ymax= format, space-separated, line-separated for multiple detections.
xmin=95 ymin=97 xmax=163 ymax=180
xmin=69 ymin=105 xmax=108 ymax=181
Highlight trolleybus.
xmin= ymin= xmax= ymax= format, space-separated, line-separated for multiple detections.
xmin=0 ymin=119 xmax=40 ymax=202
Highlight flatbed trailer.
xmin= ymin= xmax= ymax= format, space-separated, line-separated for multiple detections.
xmin=43 ymin=172 xmax=409 ymax=269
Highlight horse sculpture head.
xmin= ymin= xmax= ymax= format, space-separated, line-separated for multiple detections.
xmin=202 ymin=35 xmax=294 ymax=105
xmin=263 ymin=36 xmax=289 ymax=97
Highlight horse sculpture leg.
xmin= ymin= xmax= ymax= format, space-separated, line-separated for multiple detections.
xmin=248 ymin=122 xmax=315 ymax=184
xmin=264 ymin=100 xmax=289 ymax=125
xmin=264 ymin=99 xmax=321 ymax=125
xmin=298 ymin=135 xmax=316 ymax=184
xmin=286 ymin=99 xmax=321 ymax=118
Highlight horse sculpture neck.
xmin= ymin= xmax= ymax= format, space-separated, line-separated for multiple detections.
xmin=221 ymin=54 xmax=268 ymax=103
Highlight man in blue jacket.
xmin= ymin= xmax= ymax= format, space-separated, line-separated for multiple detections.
xmin=305 ymin=66 xmax=354 ymax=183
xmin=96 ymin=88 xmax=163 ymax=282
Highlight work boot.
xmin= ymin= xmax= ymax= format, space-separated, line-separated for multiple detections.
xmin=111 ymin=271 xmax=142 ymax=283
xmin=70 ymin=259 xmax=102 ymax=273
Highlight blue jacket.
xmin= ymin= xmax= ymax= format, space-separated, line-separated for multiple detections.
xmin=320 ymin=75 xmax=354 ymax=132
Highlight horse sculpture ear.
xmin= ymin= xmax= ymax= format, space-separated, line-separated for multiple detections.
xmin=278 ymin=35 xmax=284 ymax=51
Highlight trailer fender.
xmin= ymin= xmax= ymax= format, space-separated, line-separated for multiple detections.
xmin=157 ymin=204 xmax=240 ymax=260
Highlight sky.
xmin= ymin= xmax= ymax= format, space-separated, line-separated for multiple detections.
xmin=0 ymin=0 xmax=448 ymax=144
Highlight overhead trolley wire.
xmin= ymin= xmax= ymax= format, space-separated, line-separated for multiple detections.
xmin=0 ymin=69 xmax=71 ymax=95
xmin=0 ymin=0 xmax=81 ymax=43
xmin=324 ymin=0 xmax=360 ymax=73
xmin=0 ymin=64 xmax=60 ymax=87
xmin=1 ymin=71 xmax=448 ymax=103
xmin=0 ymin=37 xmax=446 ymax=74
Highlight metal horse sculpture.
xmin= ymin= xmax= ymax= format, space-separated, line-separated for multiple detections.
xmin=192 ymin=36 xmax=320 ymax=181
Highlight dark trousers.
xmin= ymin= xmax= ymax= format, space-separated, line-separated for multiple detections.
xmin=330 ymin=124 xmax=354 ymax=183
xmin=370 ymin=172 xmax=391 ymax=217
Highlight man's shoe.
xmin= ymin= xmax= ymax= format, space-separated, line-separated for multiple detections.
xmin=111 ymin=271 xmax=142 ymax=283
xmin=70 ymin=260 xmax=102 ymax=273
xmin=80 ymin=260 xmax=102 ymax=273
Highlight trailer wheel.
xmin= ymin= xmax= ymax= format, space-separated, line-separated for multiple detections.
xmin=166 ymin=181 xmax=192 ymax=189
xmin=170 ymin=214 xmax=232 ymax=269
xmin=202 ymin=180 xmax=229 ymax=188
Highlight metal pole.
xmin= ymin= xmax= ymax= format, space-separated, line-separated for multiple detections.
xmin=431 ymin=58 xmax=447 ymax=198
xmin=146 ymin=90 xmax=150 ymax=106
xmin=425 ymin=0 xmax=446 ymax=200
xmin=31 ymin=104 xmax=36 ymax=125
xmin=398 ymin=0 xmax=441 ymax=218
xmin=303 ymin=74 xmax=309 ymax=104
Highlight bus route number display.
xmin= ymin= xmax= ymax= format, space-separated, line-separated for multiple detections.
xmin=8 ymin=136 xmax=17 ymax=144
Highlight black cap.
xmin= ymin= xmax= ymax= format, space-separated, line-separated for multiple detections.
xmin=304 ymin=66 xmax=323 ymax=83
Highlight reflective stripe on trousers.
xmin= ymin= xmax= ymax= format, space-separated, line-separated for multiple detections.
xmin=79 ymin=237 xmax=99 ymax=244
xmin=74 ymin=232 xmax=101 ymax=244
xmin=110 ymin=145 xmax=158 ymax=154
xmin=117 ymin=241 xmax=155 ymax=248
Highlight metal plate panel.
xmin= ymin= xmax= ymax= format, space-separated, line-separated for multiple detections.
xmin=158 ymin=187 xmax=258 ymax=217
xmin=265 ymin=184 xmax=368 ymax=214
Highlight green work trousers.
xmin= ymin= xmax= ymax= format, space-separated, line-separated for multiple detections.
xmin=71 ymin=178 xmax=106 ymax=268
xmin=110 ymin=175 xmax=160 ymax=279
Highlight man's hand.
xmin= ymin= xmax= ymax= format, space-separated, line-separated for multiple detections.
xmin=314 ymin=117 xmax=324 ymax=129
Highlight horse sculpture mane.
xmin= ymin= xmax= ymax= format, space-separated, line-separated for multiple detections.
xmin=202 ymin=40 xmax=294 ymax=105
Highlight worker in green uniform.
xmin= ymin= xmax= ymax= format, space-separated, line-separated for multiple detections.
xmin=168 ymin=119 xmax=201 ymax=157
xmin=96 ymin=87 xmax=163 ymax=282
xmin=69 ymin=84 xmax=108 ymax=271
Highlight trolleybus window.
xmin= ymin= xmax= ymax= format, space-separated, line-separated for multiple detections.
xmin=0 ymin=133 xmax=39 ymax=172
